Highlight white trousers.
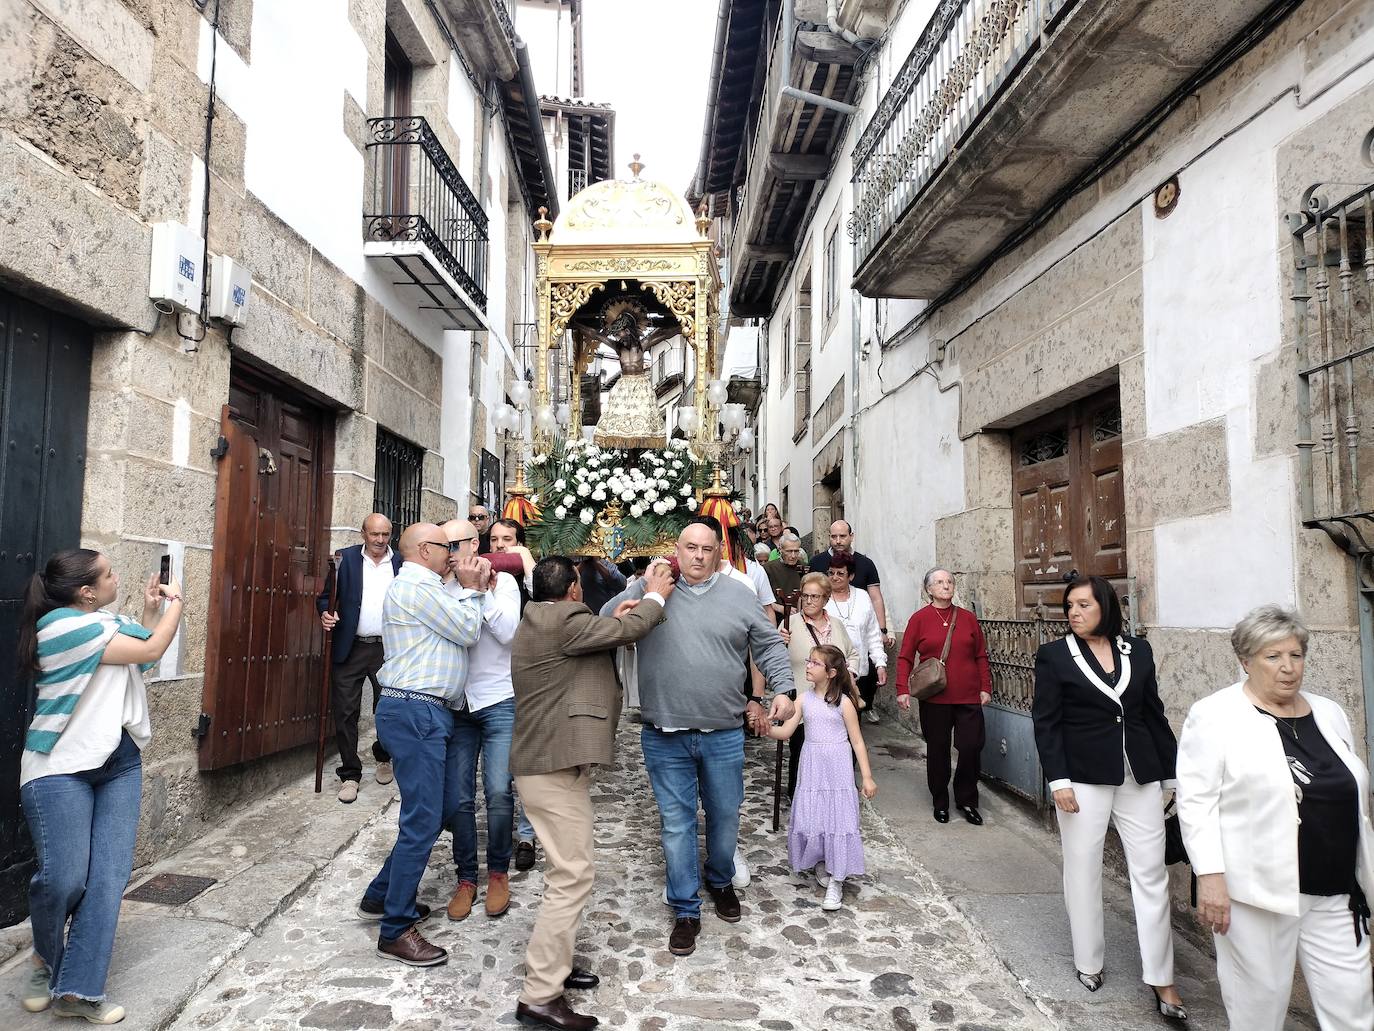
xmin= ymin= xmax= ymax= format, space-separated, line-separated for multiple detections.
xmin=1055 ymin=778 xmax=1175 ymax=984
xmin=1214 ymin=894 xmax=1373 ymax=1031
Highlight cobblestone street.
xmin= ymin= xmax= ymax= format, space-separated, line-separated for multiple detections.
xmin=166 ymin=720 xmax=1054 ymax=1031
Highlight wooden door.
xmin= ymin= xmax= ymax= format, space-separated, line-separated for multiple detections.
xmin=199 ymin=368 xmax=331 ymax=770
xmin=0 ymin=289 xmax=91 ymax=926
xmin=1012 ymin=388 xmax=1126 ymax=615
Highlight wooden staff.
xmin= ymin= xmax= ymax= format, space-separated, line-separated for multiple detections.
xmin=313 ymin=552 xmax=340 ymax=794
xmin=772 ymin=588 xmax=800 ymax=833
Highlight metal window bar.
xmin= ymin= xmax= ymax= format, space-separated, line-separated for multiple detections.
xmin=1292 ymin=184 xmax=1374 ymax=544
xmin=365 ymin=116 xmax=489 ymax=310
xmin=569 ymin=167 xmax=588 ymax=197
xmin=848 ymin=0 xmax=1071 ymax=263
xmin=373 ymin=429 xmax=425 ymax=540
xmin=794 ymin=362 xmax=810 ymax=440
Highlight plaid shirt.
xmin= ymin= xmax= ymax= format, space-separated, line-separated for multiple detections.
xmin=376 ymin=562 xmax=483 ymax=704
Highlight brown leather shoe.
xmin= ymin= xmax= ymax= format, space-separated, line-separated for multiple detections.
xmin=668 ymin=916 xmax=700 ymax=956
xmin=376 ymin=926 xmax=446 ymax=967
xmin=486 ymin=872 xmax=511 ymax=917
xmin=706 ymin=884 xmax=741 ymax=923
xmin=515 ymin=995 xmax=598 ymax=1029
xmin=447 ymin=880 xmax=477 ymax=921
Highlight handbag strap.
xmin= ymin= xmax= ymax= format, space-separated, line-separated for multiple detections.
xmin=937 ymin=607 xmax=957 ymax=662
xmin=803 ymin=617 xmax=824 ymax=649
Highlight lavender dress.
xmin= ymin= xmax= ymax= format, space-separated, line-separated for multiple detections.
xmin=788 ymin=691 xmax=866 ymax=880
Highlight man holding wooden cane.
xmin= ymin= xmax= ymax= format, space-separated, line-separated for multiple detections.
xmin=317 ymin=514 xmax=403 ymax=803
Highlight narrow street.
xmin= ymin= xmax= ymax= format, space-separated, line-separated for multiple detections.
xmin=159 ymin=719 xmax=1052 ymax=1031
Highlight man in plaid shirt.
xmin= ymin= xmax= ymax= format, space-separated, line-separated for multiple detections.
xmin=357 ymin=521 xmax=489 ymax=967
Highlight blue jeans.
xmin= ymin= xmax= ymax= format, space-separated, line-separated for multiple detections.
xmin=21 ymin=731 xmax=142 ymax=1001
xmin=449 ymin=697 xmax=515 ymax=880
xmin=641 ymin=726 xmax=745 ymax=918
xmin=516 ymin=803 xmax=535 ymax=843
xmin=364 ymin=696 xmax=462 ymax=941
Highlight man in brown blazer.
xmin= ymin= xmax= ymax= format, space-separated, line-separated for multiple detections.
xmin=511 ymin=555 xmax=674 ymax=1031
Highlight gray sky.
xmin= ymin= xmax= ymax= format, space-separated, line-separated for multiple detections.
xmin=581 ymin=0 xmax=717 ymax=195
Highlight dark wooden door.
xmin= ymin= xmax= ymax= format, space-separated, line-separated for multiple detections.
xmin=382 ymin=30 xmax=413 ymax=223
xmin=199 ymin=368 xmax=331 ymax=770
xmin=0 ymin=289 xmax=92 ymax=925
xmin=1012 ymin=388 xmax=1126 ymax=615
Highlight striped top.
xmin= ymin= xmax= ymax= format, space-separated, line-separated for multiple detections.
xmin=376 ymin=562 xmax=484 ymax=704
xmin=21 ymin=607 xmax=154 ymax=786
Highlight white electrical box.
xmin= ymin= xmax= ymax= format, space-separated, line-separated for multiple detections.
xmin=209 ymin=255 xmax=252 ymax=326
xmin=148 ymin=221 xmax=204 ymax=313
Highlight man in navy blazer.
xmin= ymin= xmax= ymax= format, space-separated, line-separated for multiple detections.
xmin=317 ymin=513 xmax=404 ymax=803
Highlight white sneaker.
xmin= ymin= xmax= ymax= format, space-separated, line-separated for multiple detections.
xmin=822 ymin=878 xmax=844 ymax=912
xmin=51 ymin=997 xmax=126 ymax=1024
xmin=814 ymin=861 xmax=830 ymax=888
xmin=662 ymin=886 xmax=670 ymax=906
xmin=337 ymin=781 xmax=359 ymax=804
xmin=375 ymin=761 xmax=394 ymax=785
xmin=731 ymin=846 xmax=750 ymax=889
xmin=23 ymin=962 xmax=50 ymax=1013
xmin=864 ymin=710 xmax=879 ymax=724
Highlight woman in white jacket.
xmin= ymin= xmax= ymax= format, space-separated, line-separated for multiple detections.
xmin=825 ymin=555 xmax=887 ymax=722
xmin=1176 ymin=604 xmax=1374 ymax=1031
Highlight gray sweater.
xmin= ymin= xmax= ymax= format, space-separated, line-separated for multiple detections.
xmin=601 ymin=574 xmax=793 ymax=730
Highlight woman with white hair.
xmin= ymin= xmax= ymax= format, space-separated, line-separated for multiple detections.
xmin=1177 ymin=604 xmax=1374 ymax=1030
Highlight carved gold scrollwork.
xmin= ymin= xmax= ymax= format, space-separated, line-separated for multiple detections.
xmin=565 ymin=258 xmax=675 ymax=274
xmin=645 ymin=280 xmax=697 ymax=340
xmin=549 ymin=281 xmax=607 ymax=341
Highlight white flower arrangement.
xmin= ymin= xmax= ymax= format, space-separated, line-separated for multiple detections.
xmin=579 ymin=508 xmax=595 ymax=525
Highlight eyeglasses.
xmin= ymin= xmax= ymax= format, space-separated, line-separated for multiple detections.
xmin=447 ymin=536 xmax=479 ymax=552
xmin=805 ymin=658 xmax=825 ymax=668
xmin=468 ymin=513 xmax=488 ymax=521
xmin=420 ymin=540 xmax=451 ymax=551
xmin=799 ymin=592 xmax=825 ymax=601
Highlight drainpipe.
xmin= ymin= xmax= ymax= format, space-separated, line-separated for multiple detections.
xmin=849 ymin=287 xmax=861 ymax=519
xmin=780 ymin=0 xmax=858 ymax=116
xmin=690 ymin=0 xmax=731 ymax=200
xmin=825 ymin=0 xmax=864 ymax=45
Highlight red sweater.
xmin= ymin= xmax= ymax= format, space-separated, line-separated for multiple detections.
xmin=895 ymin=605 xmax=992 ymax=705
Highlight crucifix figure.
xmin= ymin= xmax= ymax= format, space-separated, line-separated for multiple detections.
xmin=575 ymin=293 xmax=678 ymax=450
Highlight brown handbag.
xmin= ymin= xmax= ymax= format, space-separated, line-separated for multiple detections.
xmin=908 ymin=608 xmax=957 ymax=701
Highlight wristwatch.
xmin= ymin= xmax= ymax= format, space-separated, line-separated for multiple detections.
xmin=747 ymin=696 xmax=765 ymax=706
xmin=880 ymin=627 xmax=889 ymax=634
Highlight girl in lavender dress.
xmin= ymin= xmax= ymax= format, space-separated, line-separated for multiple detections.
xmin=768 ymin=644 xmax=878 ymax=912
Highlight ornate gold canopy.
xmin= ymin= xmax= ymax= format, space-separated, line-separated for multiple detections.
xmin=531 ymin=170 xmax=723 ymax=443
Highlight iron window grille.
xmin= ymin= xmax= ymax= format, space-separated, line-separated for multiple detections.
xmin=365 ymin=116 xmax=489 ymax=310
xmin=374 ymin=429 xmax=424 ymax=540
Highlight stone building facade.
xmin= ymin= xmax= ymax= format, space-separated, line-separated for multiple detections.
xmin=0 ymin=0 xmax=566 ymax=923
xmin=696 ymin=0 xmax=1374 ymax=786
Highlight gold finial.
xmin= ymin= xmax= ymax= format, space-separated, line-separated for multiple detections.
xmin=534 ymin=205 xmax=552 ymax=243
xmin=629 ymin=153 xmax=644 ymax=180
xmin=696 ymin=202 xmax=711 ymax=238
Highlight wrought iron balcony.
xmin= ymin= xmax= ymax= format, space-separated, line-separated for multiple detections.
xmin=364 ymin=116 xmax=489 ymax=330
xmin=1291 ymin=184 xmax=1374 ymax=558
xmin=850 ymin=0 xmax=1278 ymax=298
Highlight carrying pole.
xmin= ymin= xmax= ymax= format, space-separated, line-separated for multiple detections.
xmin=313 ymin=553 xmax=340 ymax=794
xmin=772 ymin=589 xmax=799 ymax=832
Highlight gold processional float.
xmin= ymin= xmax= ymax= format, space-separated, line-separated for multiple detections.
xmin=499 ymin=158 xmax=749 ymax=566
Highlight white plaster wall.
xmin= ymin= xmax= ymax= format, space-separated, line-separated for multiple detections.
xmin=515 ymin=1 xmax=574 ymax=97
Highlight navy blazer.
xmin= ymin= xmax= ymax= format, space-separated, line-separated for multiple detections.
xmin=1031 ymin=634 xmax=1177 ymax=787
xmin=316 ymin=544 xmax=404 ymax=664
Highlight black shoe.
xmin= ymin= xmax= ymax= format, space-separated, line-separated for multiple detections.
xmin=514 ymin=840 xmax=537 ymax=872
xmin=706 ymin=884 xmax=741 ymax=923
xmin=668 ymin=917 xmax=701 ymax=956
xmin=564 ymin=968 xmax=599 ymax=990
xmin=1151 ymin=986 xmax=1188 ymax=1022
xmin=933 ymin=809 xmax=950 ymax=824
xmin=357 ymin=897 xmax=432 ymax=922
xmin=957 ymin=805 xmax=984 ymax=826
xmin=515 ymin=995 xmax=598 ymax=1029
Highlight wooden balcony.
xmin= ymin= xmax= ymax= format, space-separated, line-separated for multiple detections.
xmin=851 ymin=0 xmax=1281 ymax=298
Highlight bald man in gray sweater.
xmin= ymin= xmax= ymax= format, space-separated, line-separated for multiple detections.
xmin=602 ymin=519 xmax=793 ymax=958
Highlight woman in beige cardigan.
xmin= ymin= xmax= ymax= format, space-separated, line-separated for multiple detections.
xmin=779 ymin=572 xmax=859 ymax=799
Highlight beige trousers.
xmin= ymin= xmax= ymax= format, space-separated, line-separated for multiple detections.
xmin=515 ymin=766 xmax=594 ymax=1006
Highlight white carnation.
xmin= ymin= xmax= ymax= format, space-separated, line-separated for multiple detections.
xmin=579 ymin=508 xmax=595 ymax=525
xmin=554 ymin=478 xmax=566 ymax=491
xmin=653 ymin=500 xmax=667 ymax=515
xmin=576 ymin=482 xmax=590 ymax=497
xmin=554 ymin=505 xmax=567 ymax=519
xmin=681 ymin=483 xmax=694 ymax=496
xmin=563 ymin=494 xmax=575 ymax=506
xmin=621 ymin=489 xmax=635 ymax=502
xmin=645 ymin=488 xmax=659 ymax=502
xmin=629 ymin=503 xmax=644 ymax=518
xmin=664 ymin=497 xmax=676 ymax=510
xmin=591 ymin=487 xmax=606 ymax=501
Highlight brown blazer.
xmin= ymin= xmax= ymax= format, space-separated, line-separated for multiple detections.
xmin=509 ymin=597 xmax=665 ymax=777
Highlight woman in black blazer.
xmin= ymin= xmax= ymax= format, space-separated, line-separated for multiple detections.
xmin=1032 ymin=576 xmax=1186 ymax=1021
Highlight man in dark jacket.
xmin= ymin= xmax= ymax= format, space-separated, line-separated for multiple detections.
xmin=510 ymin=556 xmax=672 ymax=1031
xmin=317 ymin=513 xmax=403 ymax=803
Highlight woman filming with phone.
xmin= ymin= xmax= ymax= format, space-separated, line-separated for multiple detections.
xmin=17 ymin=550 xmax=184 ymax=1024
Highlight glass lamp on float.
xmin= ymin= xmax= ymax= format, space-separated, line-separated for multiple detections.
xmin=497 ymin=402 xmax=534 ymax=516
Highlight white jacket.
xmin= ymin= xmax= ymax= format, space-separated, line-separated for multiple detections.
xmin=1176 ymin=681 xmax=1374 ymax=916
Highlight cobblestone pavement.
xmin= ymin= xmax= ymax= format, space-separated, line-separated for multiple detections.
xmin=169 ymin=720 xmax=1057 ymax=1031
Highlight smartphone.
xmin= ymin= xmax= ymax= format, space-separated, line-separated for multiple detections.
xmin=159 ymin=555 xmax=171 ymax=586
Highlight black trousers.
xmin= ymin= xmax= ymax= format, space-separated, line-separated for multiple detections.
xmin=918 ymin=701 xmax=985 ymax=809
xmin=332 ymin=638 xmax=390 ymax=782
xmin=857 ymin=669 xmax=879 ymax=711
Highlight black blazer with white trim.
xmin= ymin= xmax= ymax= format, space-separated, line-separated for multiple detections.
xmin=1031 ymin=634 xmax=1177 ymax=788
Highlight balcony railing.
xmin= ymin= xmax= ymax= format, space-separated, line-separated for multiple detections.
xmin=848 ymin=0 xmax=1068 ymax=267
xmin=653 ymin=347 xmax=686 ymax=391
xmin=365 ymin=116 xmax=488 ymax=313
xmin=793 ymin=363 xmax=810 ymax=442
xmin=569 ymin=167 xmax=588 ymax=198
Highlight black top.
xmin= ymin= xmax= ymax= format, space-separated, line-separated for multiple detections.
xmin=578 ymin=560 xmax=627 ymax=616
xmin=1256 ymin=708 xmax=1359 ymax=897
xmin=314 ymin=545 xmax=405 ymax=664
xmin=1031 ymin=635 xmax=1177 ymax=787
xmin=808 ymin=549 xmax=882 ymax=591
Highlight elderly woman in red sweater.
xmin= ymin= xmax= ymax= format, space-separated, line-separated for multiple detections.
xmin=896 ymin=567 xmax=992 ymax=826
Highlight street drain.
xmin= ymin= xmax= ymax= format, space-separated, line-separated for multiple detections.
xmin=123 ymin=872 xmax=217 ymax=905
